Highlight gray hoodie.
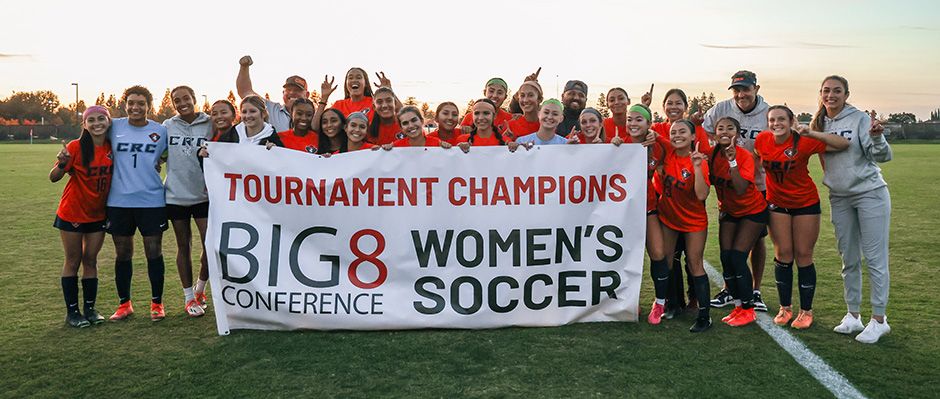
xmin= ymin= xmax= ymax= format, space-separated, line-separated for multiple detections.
xmin=703 ymin=95 xmax=770 ymax=190
xmin=820 ymin=104 xmax=891 ymax=196
xmin=163 ymin=113 xmax=212 ymax=205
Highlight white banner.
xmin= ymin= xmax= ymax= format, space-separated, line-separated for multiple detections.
xmin=204 ymin=142 xmax=646 ymax=334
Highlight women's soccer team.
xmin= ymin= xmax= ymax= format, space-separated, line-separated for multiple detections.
xmin=49 ymin=56 xmax=894 ymax=343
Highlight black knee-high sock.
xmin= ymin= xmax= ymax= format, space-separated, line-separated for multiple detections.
xmin=692 ymin=275 xmax=710 ymax=320
xmin=797 ymin=263 xmax=816 ymax=311
xmin=115 ymin=260 xmax=133 ymax=304
xmin=730 ymin=250 xmax=754 ymax=307
xmin=650 ymin=258 xmax=670 ymax=301
xmin=81 ymin=278 xmax=98 ymax=311
xmin=719 ymin=250 xmax=738 ymax=299
xmin=774 ymin=258 xmax=793 ymax=307
xmin=61 ymin=276 xmax=79 ymax=313
xmin=147 ymin=256 xmax=165 ymax=304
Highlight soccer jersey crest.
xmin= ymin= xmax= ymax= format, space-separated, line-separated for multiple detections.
xmin=681 ymin=168 xmax=692 ymax=180
xmin=784 ymin=147 xmax=797 ymax=158
xmin=149 ymin=132 xmax=161 ymax=142
xmin=396 ymin=132 xmax=406 ymax=140
xmin=106 ymin=151 xmax=113 ymax=160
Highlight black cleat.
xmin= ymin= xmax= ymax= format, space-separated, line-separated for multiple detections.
xmin=752 ymin=291 xmax=768 ymax=312
xmin=709 ymin=289 xmax=734 ymax=308
xmin=84 ymin=308 xmax=105 ymax=325
xmin=66 ymin=311 xmax=90 ymax=328
xmin=689 ymin=317 xmax=712 ymax=333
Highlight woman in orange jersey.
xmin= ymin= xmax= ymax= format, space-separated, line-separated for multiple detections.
xmin=506 ymin=81 xmax=543 ymax=140
xmin=650 ymin=88 xmax=712 ymax=316
xmin=49 ymin=105 xmax=114 ymax=328
xmin=658 ymin=119 xmax=713 ymax=332
xmin=275 ymin=98 xmax=320 ymax=154
xmin=567 ymin=108 xmax=606 ymax=144
xmin=457 ymin=99 xmax=509 ymax=151
xmin=610 ymin=105 xmax=672 ymax=325
xmin=427 ymin=102 xmax=462 ymax=146
xmin=384 ymin=106 xmax=452 ymax=149
xmin=603 ymin=88 xmax=631 ymax=142
xmin=331 ymin=67 xmax=374 ymax=118
xmin=754 ymin=105 xmax=849 ymax=329
xmin=460 ymin=78 xmax=514 ymax=128
xmin=709 ymin=116 xmax=768 ymax=327
xmin=366 ymin=87 xmax=401 ymax=145
xmin=316 ymin=108 xmax=349 ymax=154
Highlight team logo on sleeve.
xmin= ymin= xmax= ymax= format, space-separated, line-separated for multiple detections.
xmin=149 ymin=133 xmax=161 ymax=142
xmin=784 ymin=147 xmax=797 ymax=158
xmin=681 ymin=168 xmax=692 ymax=180
xmin=305 ymin=145 xmax=317 ymax=153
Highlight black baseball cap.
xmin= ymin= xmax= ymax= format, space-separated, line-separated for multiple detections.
xmin=728 ymin=70 xmax=757 ymax=89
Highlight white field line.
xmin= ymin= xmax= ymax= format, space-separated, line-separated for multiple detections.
xmin=702 ymin=260 xmax=867 ymax=399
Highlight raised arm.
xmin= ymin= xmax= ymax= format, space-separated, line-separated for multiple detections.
xmin=236 ymin=55 xmax=260 ymax=99
xmin=862 ymin=111 xmax=893 ymax=163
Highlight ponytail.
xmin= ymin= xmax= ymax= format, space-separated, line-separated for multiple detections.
xmin=79 ymin=130 xmax=95 ymax=169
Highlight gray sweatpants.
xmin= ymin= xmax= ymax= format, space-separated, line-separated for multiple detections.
xmin=830 ymin=186 xmax=891 ymax=315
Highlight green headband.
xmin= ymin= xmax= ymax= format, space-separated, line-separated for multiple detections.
xmin=629 ymin=104 xmax=651 ymax=122
xmin=541 ymin=98 xmax=564 ymax=111
xmin=486 ymin=78 xmax=508 ymax=91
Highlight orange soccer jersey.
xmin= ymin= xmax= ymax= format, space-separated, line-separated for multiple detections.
xmin=277 ymin=129 xmax=320 ymax=154
xmin=332 ymin=97 xmax=374 ymax=120
xmin=604 ymin=118 xmax=627 ymax=143
xmin=427 ymin=129 xmax=462 ymax=146
xmin=393 ymin=136 xmax=442 ymax=148
xmin=366 ymin=121 xmax=402 ymax=146
xmin=56 ymin=140 xmax=113 ymax=223
xmin=754 ymin=132 xmax=827 ymax=209
xmin=623 ymin=134 xmax=668 ymax=213
xmin=709 ymin=146 xmax=767 ymax=217
xmin=457 ymin=133 xmax=503 ymax=146
xmin=657 ymin=147 xmax=710 ymax=232
xmin=507 ymin=115 xmax=540 ymax=140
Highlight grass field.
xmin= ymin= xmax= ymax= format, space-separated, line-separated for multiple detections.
xmin=1 ymin=144 xmax=936 ymax=398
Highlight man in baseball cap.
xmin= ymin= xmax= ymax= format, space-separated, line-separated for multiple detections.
xmin=235 ymin=55 xmax=309 ymax=132
xmin=555 ymin=79 xmax=588 ymax=136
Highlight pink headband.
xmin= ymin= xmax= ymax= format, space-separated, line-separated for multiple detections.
xmin=82 ymin=105 xmax=110 ymax=120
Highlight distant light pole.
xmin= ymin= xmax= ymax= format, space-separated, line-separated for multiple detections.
xmin=71 ymin=83 xmax=79 ymax=116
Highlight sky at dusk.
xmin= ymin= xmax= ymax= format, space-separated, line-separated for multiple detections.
xmin=2 ymin=0 xmax=939 ymax=118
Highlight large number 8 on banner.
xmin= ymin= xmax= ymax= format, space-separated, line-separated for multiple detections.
xmin=348 ymin=229 xmax=388 ymax=289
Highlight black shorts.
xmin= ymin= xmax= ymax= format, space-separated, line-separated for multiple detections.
xmin=720 ymin=208 xmax=770 ymax=225
xmin=769 ymin=202 xmax=822 ymax=216
xmin=166 ymin=202 xmax=209 ymax=221
xmin=106 ymin=207 xmax=168 ymax=236
xmin=53 ymin=216 xmax=106 ymax=233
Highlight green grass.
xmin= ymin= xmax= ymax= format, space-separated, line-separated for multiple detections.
xmin=0 ymin=144 xmax=935 ymax=398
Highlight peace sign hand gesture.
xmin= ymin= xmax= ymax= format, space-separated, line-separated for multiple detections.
xmin=321 ymin=75 xmax=337 ymax=101
xmin=869 ymin=110 xmax=885 ymax=137
xmin=374 ymin=72 xmax=392 ymax=89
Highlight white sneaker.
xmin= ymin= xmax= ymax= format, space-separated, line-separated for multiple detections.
xmin=833 ymin=313 xmax=865 ymax=334
xmin=855 ymin=317 xmax=890 ymax=344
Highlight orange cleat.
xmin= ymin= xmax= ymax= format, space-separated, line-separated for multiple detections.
xmin=648 ymin=302 xmax=665 ymax=325
xmin=185 ymin=299 xmax=205 ymax=317
xmin=150 ymin=302 xmax=166 ymax=322
xmin=722 ymin=307 xmax=743 ymax=324
xmin=728 ymin=307 xmax=756 ymax=327
xmin=109 ymin=301 xmax=134 ymax=321
xmin=791 ymin=309 xmax=814 ymax=330
xmin=773 ymin=307 xmax=793 ymax=326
